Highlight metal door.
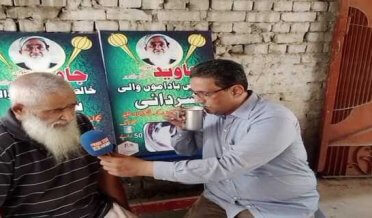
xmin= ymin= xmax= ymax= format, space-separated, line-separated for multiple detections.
xmin=318 ymin=0 xmax=372 ymax=177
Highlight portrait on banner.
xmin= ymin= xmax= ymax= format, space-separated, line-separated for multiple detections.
xmin=8 ymin=36 xmax=66 ymax=72
xmin=136 ymin=34 xmax=183 ymax=68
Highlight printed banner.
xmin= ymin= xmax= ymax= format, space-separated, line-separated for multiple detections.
xmin=0 ymin=32 xmax=115 ymax=141
xmin=100 ymin=31 xmax=213 ymax=160
xmin=0 ymin=31 xmax=214 ymax=160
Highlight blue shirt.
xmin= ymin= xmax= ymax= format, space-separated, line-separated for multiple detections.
xmin=154 ymin=92 xmax=319 ymax=218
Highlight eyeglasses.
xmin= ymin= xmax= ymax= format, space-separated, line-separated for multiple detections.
xmin=31 ymin=102 xmax=77 ymax=115
xmin=192 ymin=86 xmax=230 ymax=99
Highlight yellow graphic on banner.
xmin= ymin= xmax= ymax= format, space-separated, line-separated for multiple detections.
xmin=184 ymin=34 xmax=206 ymax=62
xmin=108 ymin=33 xmax=137 ymax=62
xmin=67 ymin=36 xmax=92 ymax=66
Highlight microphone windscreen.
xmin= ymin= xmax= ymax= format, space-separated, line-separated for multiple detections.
xmin=80 ymin=130 xmax=114 ymax=156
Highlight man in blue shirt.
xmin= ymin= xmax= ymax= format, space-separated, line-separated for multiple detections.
xmin=99 ymin=59 xmax=319 ymax=218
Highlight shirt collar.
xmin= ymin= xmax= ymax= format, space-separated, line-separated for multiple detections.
xmin=0 ymin=109 xmax=30 ymax=141
xmin=230 ymin=90 xmax=259 ymax=119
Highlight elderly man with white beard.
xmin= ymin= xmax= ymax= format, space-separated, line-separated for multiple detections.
xmin=141 ymin=35 xmax=178 ymax=67
xmin=16 ymin=37 xmax=58 ymax=71
xmin=0 ymin=73 xmax=136 ymax=218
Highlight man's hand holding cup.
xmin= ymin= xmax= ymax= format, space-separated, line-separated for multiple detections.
xmin=164 ymin=106 xmax=204 ymax=131
xmin=164 ymin=107 xmax=185 ymax=128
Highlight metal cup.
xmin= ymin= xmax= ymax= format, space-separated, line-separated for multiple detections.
xmin=182 ymin=106 xmax=204 ymax=131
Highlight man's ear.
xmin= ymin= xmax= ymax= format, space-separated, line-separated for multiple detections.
xmin=231 ymin=85 xmax=245 ymax=96
xmin=11 ymin=103 xmax=26 ymax=120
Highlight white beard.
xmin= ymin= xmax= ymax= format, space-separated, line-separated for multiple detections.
xmin=143 ymin=49 xmax=176 ymax=67
xmin=22 ymin=114 xmax=82 ymax=162
xmin=21 ymin=55 xmax=54 ymax=71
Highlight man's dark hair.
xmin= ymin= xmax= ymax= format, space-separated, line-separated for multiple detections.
xmin=190 ymin=59 xmax=248 ymax=90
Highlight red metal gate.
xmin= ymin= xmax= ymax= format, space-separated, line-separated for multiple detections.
xmin=317 ymin=0 xmax=372 ymax=177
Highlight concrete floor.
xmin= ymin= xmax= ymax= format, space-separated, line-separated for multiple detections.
xmin=318 ymin=178 xmax=372 ymax=218
xmin=139 ymin=178 xmax=372 ymax=218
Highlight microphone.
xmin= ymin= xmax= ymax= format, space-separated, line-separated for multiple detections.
xmin=80 ymin=130 xmax=114 ymax=156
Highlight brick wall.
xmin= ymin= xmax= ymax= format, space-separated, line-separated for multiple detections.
xmin=0 ymin=0 xmax=338 ymax=164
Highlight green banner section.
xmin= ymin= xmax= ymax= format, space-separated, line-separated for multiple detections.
xmin=100 ymin=31 xmax=213 ymax=159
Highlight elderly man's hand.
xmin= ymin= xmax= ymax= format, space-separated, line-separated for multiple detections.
xmin=98 ymin=154 xmax=153 ymax=177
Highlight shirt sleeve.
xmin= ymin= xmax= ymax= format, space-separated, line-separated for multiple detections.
xmin=154 ymin=116 xmax=297 ymax=184
xmin=0 ymin=144 xmax=14 ymax=207
xmin=170 ymin=127 xmax=203 ymax=156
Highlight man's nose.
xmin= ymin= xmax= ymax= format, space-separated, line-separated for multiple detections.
xmin=31 ymin=47 xmax=39 ymax=53
xmin=155 ymin=43 xmax=162 ymax=50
